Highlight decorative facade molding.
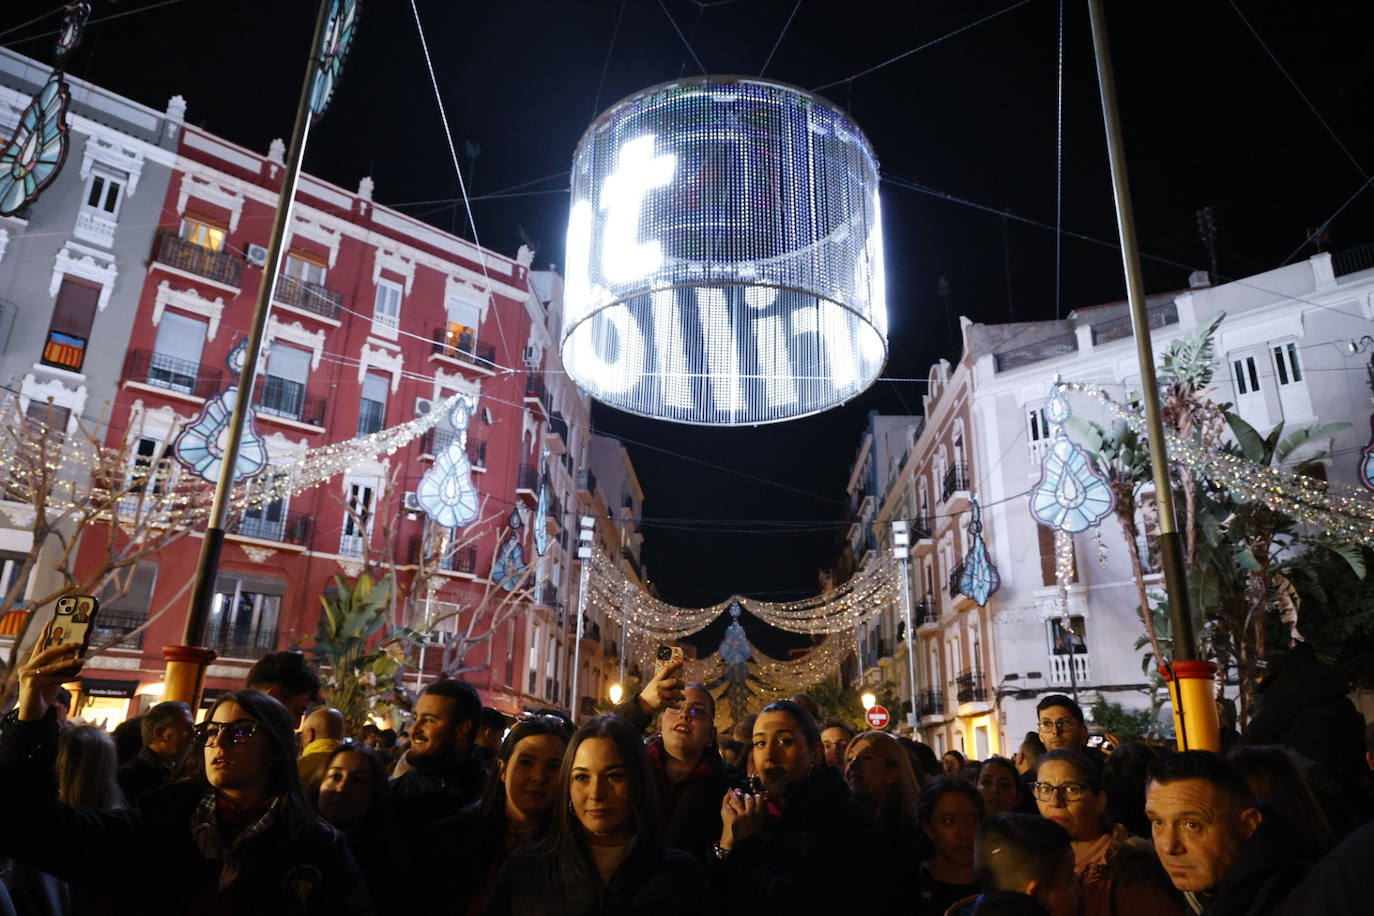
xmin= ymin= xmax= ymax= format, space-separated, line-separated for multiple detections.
xmin=430 ymin=368 xmax=481 ymax=402
xmin=176 ymin=173 xmax=244 ymax=231
xmin=79 ymin=135 xmax=146 ymax=195
xmin=152 ymin=280 xmax=225 ymax=340
xmin=359 ymin=342 xmax=404 ymax=391
xmin=20 ymin=374 xmax=87 ymax=432
xmin=267 ymin=316 xmax=326 ymax=369
xmin=289 ymin=215 xmax=340 ymax=267
xmin=262 ymin=431 xmax=308 ymax=459
xmin=51 ymin=243 xmax=117 ymax=311
xmin=126 ymin=399 xmax=190 ymax=440
xmin=240 ymin=545 xmax=278 ymax=564
xmin=373 ymin=246 xmax=415 ymax=294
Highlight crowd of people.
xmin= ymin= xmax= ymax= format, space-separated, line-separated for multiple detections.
xmin=1 ymin=627 xmax=1371 ymax=915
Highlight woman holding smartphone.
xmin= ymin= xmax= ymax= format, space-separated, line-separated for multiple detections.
xmin=482 ymin=715 xmax=714 ymax=915
xmin=0 ymin=631 xmax=368 ymax=915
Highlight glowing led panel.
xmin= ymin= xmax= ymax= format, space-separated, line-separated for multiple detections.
xmin=561 ymin=77 xmax=888 ymax=425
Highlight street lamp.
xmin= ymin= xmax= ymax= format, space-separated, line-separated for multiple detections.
xmin=861 ymin=691 xmax=877 ymax=711
xmin=608 ymin=683 xmax=624 ymax=705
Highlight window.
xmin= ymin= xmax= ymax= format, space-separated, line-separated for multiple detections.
xmin=357 ymin=371 xmax=388 ymax=436
xmin=372 ymin=278 xmax=402 ymax=333
xmin=261 ymin=344 xmax=311 ymax=420
xmin=0 ymin=552 xmax=31 ymax=604
xmin=84 ymin=166 xmax=125 ymax=217
xmin=1232 ymin=355 xmax=1261 ymax=395
xmin=1036 ymin=525 xmax=1078 ymax=587
xmin=148 ymin=311 xmax=208 ymax=394
xmin=207 ymin=573 xmax=283 ymax=658
xmin=126 ymin=437 xmax=173 ymax=504
xmin=283 ymin=253 xmax=326 ymax=285
xmin=95 ymin=562 xmax=157 ymax=648
xmin=25 ymin=400 xmax=70 ymax=443
xmin=180 ymin=217 xmax=225 ymax=252
xmin=1027 ymin=407 xmax=1051 ymax=456
xmin=446 ymin=295 xmax=481 ymax=346
xmin=1048 ymin=616 xmax=1087 ymax=655
xmin=42 ymin=278 xmax=101 ymax=372
xmin=341 ymin=481 xmax=375 ymax=555
xmin=1272 ymin=342 xmax=1303 ymax=386
xmin=240 ymin=497 xmax=288 ymax=542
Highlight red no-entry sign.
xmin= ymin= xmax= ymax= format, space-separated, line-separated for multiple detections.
xmin=866 ymin=705 xmax=890 ymax=728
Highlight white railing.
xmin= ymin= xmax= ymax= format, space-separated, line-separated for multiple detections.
xmin=74 ymin=209 xmax=117 ymax=247
xmin=1049 ymin=653 xmax=1090 ymax=685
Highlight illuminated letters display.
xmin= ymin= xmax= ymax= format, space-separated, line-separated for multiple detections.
xmin=561 ymin=77 xmax=888 ymax=425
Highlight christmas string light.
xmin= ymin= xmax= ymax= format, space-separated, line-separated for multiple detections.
xmin=1065 ymin=382 xmax=1374 ymax=545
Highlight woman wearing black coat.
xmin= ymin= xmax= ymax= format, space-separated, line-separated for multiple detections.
xmin=715 ymin=700 xmax=885 ymax=915
xmin=482 ymin=714 xmax=715 ymax=916
xmin=0 ymin=633 xmax=368 ymax=915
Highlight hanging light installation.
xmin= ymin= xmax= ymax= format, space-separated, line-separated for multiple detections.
xmin=561 ymin=76 xmax=888 ymax=425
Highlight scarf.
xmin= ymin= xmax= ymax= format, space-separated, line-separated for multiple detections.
xmin=189 ymin=791 xmax=281 ymax=891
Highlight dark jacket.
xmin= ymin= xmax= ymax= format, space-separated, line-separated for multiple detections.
xmin=482 ymin=836 xmax=715 ymax=916
xmin=716 ymin=765 xmax=884 ymax=915
xmin=115 ymin=747 xmax=174 ymax=803
xmin=1187 ymin=804 xmax=1307 ymax=916
xmin=0 ymin=712 xmax=368 ymax=916
xmin=1240 ymin=644 xmax=1366 ymax=777
xmin=1279 ymin=819 xmax=1374 ymax=916
xmin=390 ymin=743 xmax=489 ymax=841
xmin=430 ymin=801 xmax=546 ymax=916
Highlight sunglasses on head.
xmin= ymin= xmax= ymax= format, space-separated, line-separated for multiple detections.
xmin=195 ymin=718 xmax=260 ymax=746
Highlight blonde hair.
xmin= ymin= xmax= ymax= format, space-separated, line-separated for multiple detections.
xmin=57 ymin=724 xmax=125 ymax=810
xmin=846 ymin=730 xmax=921 ymax=830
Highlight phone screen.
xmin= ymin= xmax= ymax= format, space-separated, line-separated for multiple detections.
xmin=42 ymin=595 xmax=100 ymax=655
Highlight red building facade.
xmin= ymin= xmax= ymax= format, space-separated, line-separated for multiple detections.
xmin=74 ymin=125 xmax=560 ymax=720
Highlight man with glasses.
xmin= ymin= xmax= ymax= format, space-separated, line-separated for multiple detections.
xmin=1035 ymin=694 xmax=1106 ymax=766
xmin=614 ymin=658 xmax=730 ymax=865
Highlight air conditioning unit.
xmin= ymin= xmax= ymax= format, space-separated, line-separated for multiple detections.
xmin=414 ymin=397 xmax=434 ymax=417
xmin=523 ymin=344 xmax=539 ymax=367
xmin=403 ymin=491 xmax=422 ymax=512
xmin=245 ymin=243 xmax=268 ymax=266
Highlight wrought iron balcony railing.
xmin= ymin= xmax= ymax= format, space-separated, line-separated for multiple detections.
xmin=124 ymin=348 xmax=222 ymax=399
xmin=154 ymin=230 xmax=243 ymax=288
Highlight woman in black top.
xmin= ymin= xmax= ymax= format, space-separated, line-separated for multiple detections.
xmin=0 ymin=632 xmax=368 ymax=915
xmin=916 ymin=777 xmax=985 ymax=915
xmin=315 ymin=742 xmax=409 ymax=914
xmin=482 ymin=714 xmax=713 ymax=916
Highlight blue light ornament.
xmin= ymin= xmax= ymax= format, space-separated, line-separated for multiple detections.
xmin=492 ymin=507 xmax=527 ymax=591
xmin=1029 ymin=383 xmax=1115 ymax=534
xmin=958 ymin=498 xmax=1001 ymax=606
xmin=415 ymin=398 xmax=479 ymax=529
xmin=172 ymin=339 xmax=269 ymax=484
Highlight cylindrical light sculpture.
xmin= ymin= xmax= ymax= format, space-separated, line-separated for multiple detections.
xmin=562 ymin=76 xmax=887 ymax=426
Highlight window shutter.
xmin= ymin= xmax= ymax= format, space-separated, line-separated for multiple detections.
xmin=153 ymin=311 xmax=208 ymax=366
xmin=49 ymin=279 xmax=100 ymax=338
xmin=267 ymin=344 xmax=311 ymax=385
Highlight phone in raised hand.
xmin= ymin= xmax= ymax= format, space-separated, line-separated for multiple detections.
xmin=41 ymin=596 xmax=100 ymax=670
xmin=655 ymin=644 xmax=684 ymax=678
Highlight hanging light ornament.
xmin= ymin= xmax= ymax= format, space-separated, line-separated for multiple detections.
xmin=309 ymin=0 xmax=360 ymax=120
xmin=533 ymin=446 xmax=551 ymax=557
xmin=561 ymin=77 xmax=888 ymax=425
xmin=492 ymin=506 xmax=527 ymax=592
xmin=0 ymin=1 xmax=91 ymax=216
xmin=414 ymin=397 xmax=479 ymax=529
xmin=957 ymin=497 xmax=1001 ymax=606
xmin=1360 ymin=417 xmax=1374 ymax=492
xmin=172 ymin=339 xmax=268 ymax=484
xmin=1029 ymin=382 xmax=1116 ymax=533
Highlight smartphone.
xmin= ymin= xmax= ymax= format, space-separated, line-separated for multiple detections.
xmin=654 ymin=644 xmax=684 ymax=677
xmin=42 ymin=595 xmax=100 ymax=658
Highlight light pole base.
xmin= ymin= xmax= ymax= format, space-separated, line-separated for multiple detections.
xmin=1160 ymin=660 xmax=1220 ymax=752
xmin=162 ymin=645 xmax=217 ymax=709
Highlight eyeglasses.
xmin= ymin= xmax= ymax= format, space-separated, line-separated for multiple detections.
xmin=1038 ymin=718 xmax=1079 ymax=733
xmin=1031 ymin=781 xmax=1095 ymax=803
xmin=195 ymin=718 xmax=260 ymax=747
xmin=667 ymin=703 xmax=712 ymax=720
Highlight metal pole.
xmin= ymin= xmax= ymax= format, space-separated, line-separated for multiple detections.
xmin=1087 ymin=0 xmax=1219 ymax=750
xmin=899 ymin=558 xmax=919 ymax=730
xmin=181 ymin=0 xmax=333 ymax=648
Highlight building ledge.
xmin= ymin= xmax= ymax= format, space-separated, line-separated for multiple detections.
xmin=255 ymin=412 xmax=325 ymax=435
xmin=149 ymin=260 xmax=241 ymax=297
xmin=122 ymin=379 xmax=206 ymax=406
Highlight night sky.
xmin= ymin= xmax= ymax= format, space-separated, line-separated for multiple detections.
xmin=7 ymin=0 xmax=1374 ymax=656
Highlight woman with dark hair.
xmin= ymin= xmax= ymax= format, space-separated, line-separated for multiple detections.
xmin=482 ymin=714 xmax=713 ymax=915
xmin=976 ymin=756 xmax=1024 ymax=816
xmin=1100 ymin=742 xmax=1156 ymax=839
xmin=1226 ymin=744 xmax=1335 ymax=860
xmin=942 ymin=749 xmax=967 ymax=776
xmin=915 ymin=777 xmax=984 ymax=915
xmin=440 ymin=713 xmax=572 ymax=914
xmin=1033 ymin=749 xmax=1183 ymax=916
xmin=315 ymin=743 xmax=409 ymax=915
xmin=0 ymin=633 xmax=368 ymax=915
xmin=716 ymin=699 xmax=883 ymax=914
xmin=844 ymin=731 xmax=923 ymax=870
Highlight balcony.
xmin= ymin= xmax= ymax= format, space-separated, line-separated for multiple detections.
xmin=545 ymin=412 xmax=568 ymax=453
xmin=620 ymin=546 xmax=642 ymax=582
xmin=91 ymin=611 xmax=146 ymax=650
xmin=74 ymin=209 xmax=117 ymax=247
xmin=577 ymin=468 xmax=597 ymax=498
xmin=941 ymin=462 xmax=971 ymax=505
xmin=409 ymin=535 xmax=478 ymax=574
xmin=605 ymin=638 xmax=619 ymax=658
xmin=516 ymin=463 xmax=539 ymax=500
xmin=955 ymin=669 xmax=990 ymax=705
xmin=994 ymin=329 xmax=1078 ymax=373
xmin=876 ymin=638 xmax=894 ymax=666
xmin=431 ymin=328 xmax=497 ymax=372
xmin=419 ymin=428 xmax=485 ymax=467
xmin=916 ymin=596 xmax=939 ymax=630
xmin=913 ymin=514 xmax=935 ymax=555
xmin=230 ymin=510 xmax=314 ymax=548
xmin=918 ymin=689 xmax=945 ymax=719
xmin=537 ymin=582 xmax=559 ymax=608
xmin=524 ymin=373 xmax=548 ymax=412
xmin=256 ymin=376 xmax=326 ymax=427
xmin=545 ymin=491 xmax=564 ymax=534
xmin=274 ymin=277 xmax=343 ymax=321
xmin=1049 ymin=652 xmax=1090 ymax=686
xmin=153 ymin=230 xmax=243 ymax=289
xmin=123 ymin=348 xmax=222 ymax=400
xmin=582 ymin=620 xmax=602 ymax=644
xmin=205 ymin=627 xmax=278 ymax=661
xmin=1090 ymin=302 xmax=1178 ymax=346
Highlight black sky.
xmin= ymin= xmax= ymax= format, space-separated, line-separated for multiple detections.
xmin=7 ymin=0 xmax=1374 ymax=655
